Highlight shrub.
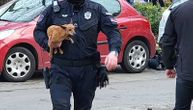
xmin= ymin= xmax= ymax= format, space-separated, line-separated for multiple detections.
xmin=134 ymin=3 xmax=165 ymax=37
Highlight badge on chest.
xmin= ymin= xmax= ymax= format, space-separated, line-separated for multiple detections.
xmin=84 ymin=11 xmax=92 ymax=20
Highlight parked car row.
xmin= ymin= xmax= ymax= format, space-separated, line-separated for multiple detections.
xmin=0 ymin=0 xmax=156 ymax=82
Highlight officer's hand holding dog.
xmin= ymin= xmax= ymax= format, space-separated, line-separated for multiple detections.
xmin=105 ymin=51 xmax=118 ymax=71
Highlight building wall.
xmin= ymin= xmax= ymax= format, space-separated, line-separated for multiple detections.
xmin=0 ymin=0 xmax=11 ymax=6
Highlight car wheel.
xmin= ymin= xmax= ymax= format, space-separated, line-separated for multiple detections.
xmin=3 ymin=47 xmax=36 ymax=82
xmin=121 ymin=40 xmax=149 ymax=73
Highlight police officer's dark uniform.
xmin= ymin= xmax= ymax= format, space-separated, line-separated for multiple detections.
xmin=33 ymin=0 xmax=122 ymax=109
xmin=162 ymin=0 xmax=193 ymax=109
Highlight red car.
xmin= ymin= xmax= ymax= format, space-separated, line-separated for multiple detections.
xmin=0 ymin=0 xmax=156 ymax=82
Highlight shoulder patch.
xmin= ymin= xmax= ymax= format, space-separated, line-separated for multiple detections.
xmin=110 ymin=18 xmax=118 ymax=25
xmin=110 ymin=18 xmax=116 ymax=22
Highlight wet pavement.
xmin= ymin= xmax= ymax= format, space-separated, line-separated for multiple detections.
xmin=0 ymin=68 xmax=192 ymax=110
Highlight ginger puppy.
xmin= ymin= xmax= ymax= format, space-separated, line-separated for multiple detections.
xmin=47 ymin=24 xmax=75 ymax=57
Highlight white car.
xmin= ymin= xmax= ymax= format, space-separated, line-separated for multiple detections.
xmin=157 ymin=0 xmax=188 ymax=43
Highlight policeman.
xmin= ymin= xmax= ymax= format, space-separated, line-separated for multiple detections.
xmin=33 ymin=0 xmax=122 ymax=110
xmin=162 ymin=0 xmax=193 ymax=109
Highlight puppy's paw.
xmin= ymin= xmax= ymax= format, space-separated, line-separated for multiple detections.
xmin=69 ymin=38 xmax=74 ymax=44
xmin=54 ymin=49 xmax=58 ymax=54
xmin=59 ymin=48 xmax=64 ymax=54
xmin=49 ymin=53 xmax=53 ymax=59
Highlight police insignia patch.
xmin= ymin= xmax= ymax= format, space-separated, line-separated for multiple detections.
xmin=38 ymin=14 xmax=44 ymax=22
xmin=110 ymin=18 xmax=116 ymax=22
xmin=84 ymin=11 xmax=92 ymax=20
xmin=62 ymin=14 xmax=68 ymax=18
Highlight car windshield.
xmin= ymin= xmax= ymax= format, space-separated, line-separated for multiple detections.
xmin=0 ymin=0 xmax=52 ymax=22
xmin=91 ymin=0 xmax=121 ymax=16
xmin=0 ymin=0 xmax=120 ymax=22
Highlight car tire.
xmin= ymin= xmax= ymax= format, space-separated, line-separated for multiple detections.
xmin=121 ymin=40 xmax=149 ymax=73
xmin=2 ymin=47 xmax=36 ymax=82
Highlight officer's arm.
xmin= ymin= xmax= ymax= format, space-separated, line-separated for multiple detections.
xmin=33 ymin=6 xmax=52 ymax=52
xmin=99 ymin=6 xmax=122 ymax=55
xmin=161 ymin=13 xmax=177 ymax=69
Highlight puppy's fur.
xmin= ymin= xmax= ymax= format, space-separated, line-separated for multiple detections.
xmin=47 ymin=24 xmax=75 ymax=57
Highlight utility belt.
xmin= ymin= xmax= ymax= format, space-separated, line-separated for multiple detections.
xmin=43 ymin=58 xmax=109 ymax=89
xmin=51 ymin=58 xmax=100 ymax=67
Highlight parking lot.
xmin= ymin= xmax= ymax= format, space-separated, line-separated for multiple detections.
xmin=1 ymin=68 xmax=191 ymax=110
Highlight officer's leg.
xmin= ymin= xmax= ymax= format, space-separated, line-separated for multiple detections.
xmin=49 ymin=64 xmax=72 ymax=110
xmin=174 ymin=77 xmax=193 ymax=110
xmin=158 ymin=0 xmax=165 ymax=7
xmin=73 ymin=65 xmax=97 ymax=110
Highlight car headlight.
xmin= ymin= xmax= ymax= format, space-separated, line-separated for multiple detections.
xmin=0 ymin=30 xmax=15 ymax=40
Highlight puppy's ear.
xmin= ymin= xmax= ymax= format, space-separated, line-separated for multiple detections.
xmin=62 ymin=24 xmax=67 ymax=27
xmin=60 ymin=25 xmax=67 ymax=30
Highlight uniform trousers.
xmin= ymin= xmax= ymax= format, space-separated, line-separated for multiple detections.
xmin=174 ymin=77 xmax=193 ymax=110
xmin=49 ymin=64 xmax=98 ymax=110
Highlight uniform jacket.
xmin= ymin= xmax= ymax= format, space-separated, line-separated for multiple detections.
xmin=162 ymin=0 xmax=193 ymax=81
xmin=33 ymin=0 xmax=122 ymax=61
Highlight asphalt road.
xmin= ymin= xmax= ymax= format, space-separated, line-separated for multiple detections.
xmin=0 ymin=68 xmax=192 ymax=110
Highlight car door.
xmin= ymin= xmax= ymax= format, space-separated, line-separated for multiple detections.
xmin=38 ymin=0 xmax=52 ymax=68
xmin=94 ymin=0 xmax=129 ymax=63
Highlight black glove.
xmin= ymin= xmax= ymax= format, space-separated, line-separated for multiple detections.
xmin=96 ymin=66 xmax=109 ymax=89
xmin=42 ymin=68 xmax=51 ymax=89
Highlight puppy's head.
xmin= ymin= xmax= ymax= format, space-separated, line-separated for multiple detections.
xmin=61 ymin=24 xmax=76 ymax=36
